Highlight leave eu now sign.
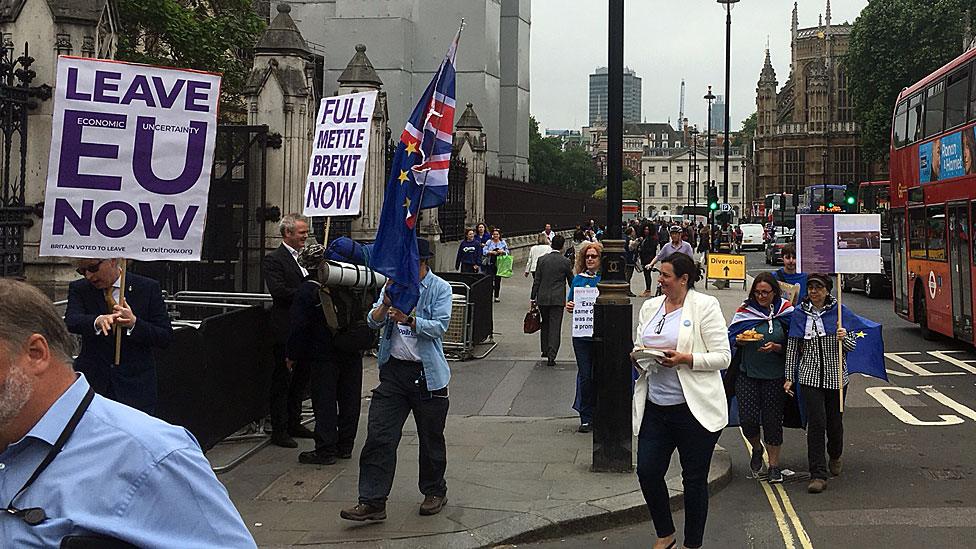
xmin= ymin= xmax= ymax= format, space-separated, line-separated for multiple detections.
xmin=706 ymin=253 xmax=746 ymax=280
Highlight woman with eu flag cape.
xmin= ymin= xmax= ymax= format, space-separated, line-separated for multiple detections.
xmin=726 ymin=272 xmax=795 ymax=485
xmin=785 ymin=273 xmax=857 ymax=494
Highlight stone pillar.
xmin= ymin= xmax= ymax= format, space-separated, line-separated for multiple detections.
xmin=454 ymin=103 xmax=487 ymax=227
xmin=244 ymin=3 xmax=317 ymax=250
xmin=335 ymin=44 xmax=387 ymax=241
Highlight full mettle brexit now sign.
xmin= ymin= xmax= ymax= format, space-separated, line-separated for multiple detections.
xmin=39 ymin=57 xmax=221 ymax=261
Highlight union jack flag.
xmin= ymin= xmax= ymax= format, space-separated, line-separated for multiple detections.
xmin=371 ymin=25 xmax=461 ymax=313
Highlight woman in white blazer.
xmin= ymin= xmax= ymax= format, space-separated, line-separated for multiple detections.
xmin=631 ymin=252 xmax=730 ymax=549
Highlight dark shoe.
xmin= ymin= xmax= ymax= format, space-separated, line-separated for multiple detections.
xmin=270 ymin=433 xmax=297 ymax=448
xmin=768 ymin=466 xmax=783 ymax=484
xmin=808 ymin=478 xmax=827 ymax=493
xmin=289 ymin=424 xmax=315 ymax=439
xmin=339 ymin=450 xmax=353 ymax=459
xmin=829 ymin=457 xmax=843 ymax=477
xmin=419 ymin=495 xmax=448 ymax=516
xmin=299 ymin=450 xmax=336 ymax=465
xmin=541 ymin=352 xmax=547 ymax=357
xmin=547 ymin=357 xmax=556 ymax=368
xmin=340 ymin=502 xmax=387 ymax=522
xmin=577 ymin=423 xmax=592 ymax=433
xmin=627 ymin=292 xmax=637 ymax=297
xmin=750 ymin=445 xmax=765 ymax=478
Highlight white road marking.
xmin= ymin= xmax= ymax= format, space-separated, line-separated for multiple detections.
xmin=865 ymin=386 xmax=965 ymax=426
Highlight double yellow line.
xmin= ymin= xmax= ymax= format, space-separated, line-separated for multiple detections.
xmin=739 ymin=432 xmax=813 ymax=549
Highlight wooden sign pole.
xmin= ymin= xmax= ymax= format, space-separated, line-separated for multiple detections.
xmin=114 ymin=260 xmax=127 ymax=367
xmin=836 ymin=273 xmax=844 ymax=413
xmin=322 ymin=217 xmax=332 ymax=248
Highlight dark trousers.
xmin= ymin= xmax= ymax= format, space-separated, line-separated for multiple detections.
xmin=270 ymin=343 xmax=311 ymax=432
xmin=572 ymin=337 xmax=594 ymax=424
xmin=801 ymin=384 xmax=846 ymax=480
xmin=642 ymin=267 xmax=654 ymax=292
xmin=309 ymin=352 xmax=363 ymax=456
xmin=637 ymin=403 xmax=720 ymax=549
xmin=460 ymin=263 xmax=478 ymax=274
xmin=539 ymin=305 xmax=564 ymax=359
xmin=736 ymin=375 xmax=785 ymax=446
xmin=625 ymin=265 xmax=635 ymax=292
xmin=358 ymin=357 xmax=449 ymax=505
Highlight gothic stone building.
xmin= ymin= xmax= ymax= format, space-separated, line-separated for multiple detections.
xmin=754 ymin=1 xmax=884 ymax=202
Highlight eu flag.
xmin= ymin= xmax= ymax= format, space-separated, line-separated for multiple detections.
xmin=370 ymin=27 xmax=460 ymax=313
xmin=788 ymin=303 xmax=887 ymax=382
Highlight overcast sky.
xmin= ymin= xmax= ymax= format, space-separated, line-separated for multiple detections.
xmin=530 ymin=0 xmax=868 ymax=133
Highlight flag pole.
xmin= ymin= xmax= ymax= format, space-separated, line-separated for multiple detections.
xmin=323 ymin=217 xmax=332 ymax=247
xmin=114 ymin=259 xmax=127 ymax=367
xmin=836 ymin=273 xmax=844 ymax=413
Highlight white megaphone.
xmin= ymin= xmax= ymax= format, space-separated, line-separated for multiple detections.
xmin=316 ymin=260 xmax=387 ymax=289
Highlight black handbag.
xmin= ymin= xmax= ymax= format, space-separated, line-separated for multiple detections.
xmin=523 ymin=305 xmax=542 ymax=334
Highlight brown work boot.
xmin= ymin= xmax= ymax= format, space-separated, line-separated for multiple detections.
xmin=419 ymin=495 xmax=448 ymax=516
xmin=807 ymin=478 xmax=827 ymax=494
xmin=829 ymin=458 xmax=843 ymax=477
xmin=340 ymin=502 xmax=386 ymax=522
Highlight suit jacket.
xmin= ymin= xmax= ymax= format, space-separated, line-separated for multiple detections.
xmin=531 ymin=251 xmax=573 ymax=306
xmin=633 ymin=290 xmax=731 ymax=434
xmin=64 ymin=272 xmax=173 ymax=414
xmin=263 ymin=243 xmax=306 ymax=344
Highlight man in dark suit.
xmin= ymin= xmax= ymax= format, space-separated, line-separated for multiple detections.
xmin=531 ymin=235 xmax=573 ymax=367
xmin=64 ymin=258 xmax=173 ymax=415
xmin=263 ymin=213 xmax=314 ymax=447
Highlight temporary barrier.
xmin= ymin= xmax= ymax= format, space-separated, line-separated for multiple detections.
xmin=437 ymin=274 xmax=497 ymax=360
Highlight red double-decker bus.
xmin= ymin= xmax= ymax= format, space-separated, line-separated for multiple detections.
xmin=890 ymin=48 xmax=976 ymax=341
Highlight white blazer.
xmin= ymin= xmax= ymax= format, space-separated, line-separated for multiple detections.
xmin=633 ymin=289 xmax=731 ymax=435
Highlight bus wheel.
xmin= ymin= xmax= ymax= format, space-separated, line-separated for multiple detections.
xmin=864 ymin=276 xmax=878 ymax=298
xmin=914 ymin=283 xmax=936 ymax=341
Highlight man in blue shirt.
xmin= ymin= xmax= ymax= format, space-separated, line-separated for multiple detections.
xmin=342 ymin=239 xmax=453 ymax=522
xmin=773 ymin=243 xmax=808 ymax=302
xmin=0 ymin=278 xmax=255 ymax=548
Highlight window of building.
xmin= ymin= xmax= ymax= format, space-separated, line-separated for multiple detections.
xmin=927 ymin=205 xmax=947 ymax=261
xmin=780 ymin=148 xmax=805 ymax=194
xmin=945 ymin=66 xmax=969 ymax=129
xmin=674 ymin=141 xmax=681 ymax=148
xmin=648 ymin=166 xmax=655 ymax=173
xmin=732 ymin=183 xmax=740 ymax=198
xmin=676 ymin=183 xmax=684 ymax=197
xmin=907 ymin=92 xmax=924 ymax=144
xmin=732 ymin=165 xmax=739 ymax=172
xmin=909 ymin=207 xmax=926 ymax=259
xmin=924 ymin=80 xmax=945 ymax=138
xmin=719 ymin=165 xmax=725 ymax=172
xmin=648 ymin=184 xmax=655 ymax=197
xmin=893 ymin=100 xmax=908 ymax=148
xmin=661 ymin=184 xmax=669 ymax=197
xmin=837 ymin=66 xmax=853 ymax=122
xmin=832 ymin=148 xmax=858 ymax=187
xmin=676 ymin=166 xmax=684 ymax=173
xmin=662 ymin=166 xmax=669 ymax=173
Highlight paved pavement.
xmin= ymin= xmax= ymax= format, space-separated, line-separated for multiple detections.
xmin=210 ymin=254 xmax=740 ymax=548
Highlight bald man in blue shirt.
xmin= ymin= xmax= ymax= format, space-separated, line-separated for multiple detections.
xmin=0 ymin=279 xmax=255 ymax=548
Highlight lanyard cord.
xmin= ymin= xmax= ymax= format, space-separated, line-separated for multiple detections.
xmin=5 ymin=387 xmax=94 ymax=526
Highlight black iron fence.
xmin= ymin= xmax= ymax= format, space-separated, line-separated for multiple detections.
xmin=438 ymin=156 xmax=467 ymax=242
xmin=484 ymin=175 xmax=606 ymax=236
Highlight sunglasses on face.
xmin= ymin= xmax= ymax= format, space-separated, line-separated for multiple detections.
xmin=585 ymin=254 xmax=600 ymax=259
xmin=75 ymin=260 xmax=106 ymax=276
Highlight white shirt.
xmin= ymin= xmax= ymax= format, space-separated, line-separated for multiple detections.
xmin=92 ymin=275 xmax=132 ymax=336
xmin=640 ymin=304 xmax=686 ymax=405
xmin=390 ymin=321 xmax=422 ymax=362
xmin=544 ymin=230 xmax=555 ymax=243
xmin=283 ymin=242 xmax=309 ymax=277
xmin=525 ymin=245 xmax=553 ymax=274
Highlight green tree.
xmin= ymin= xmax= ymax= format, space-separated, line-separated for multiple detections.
xmin=591 ymin=179 xmax=639 ymax=200
xmin=529 ymin=116 xmax=601 ymax=193
xmin=733 ymin=112 xmax=756 ymax=148
xmin=115 ymin=0 xmax=266 ymax=121
xmin=847 ymin=0 xmax=974 ymax=163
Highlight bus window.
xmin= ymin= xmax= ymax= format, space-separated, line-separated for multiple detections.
xmin=924 ymin=80 xmax=945 ymax=138
xmin=893 ymin=100 xmax=908 ymax=147
xmin=970 ymin=61 xmax=976 ymax=122
xmin=907 ymin=93 xmax=925 ymax=143
xmin=927 ymin=205 xmax=947 ymax=261
xmin=945 ymin=66 xmax=970 ymax=129
xmin=909 ymin=207 xmax=927 ymax=259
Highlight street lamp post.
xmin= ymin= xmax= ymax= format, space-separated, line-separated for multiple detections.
xmin=718 ymin=0 xmax=739 ymax=211
xmin=704 ymin=87 xmax=716 ymax=248
xmin=592 ymin=0 xmax=632 ymax=474
xmin=690 ymin=127 xmax=699 ymax=219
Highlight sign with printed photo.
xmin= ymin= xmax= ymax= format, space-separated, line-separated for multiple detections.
xmin=796 ymin=214 xmax=882 ymax=274
xmin=919 ymin=126 xmax=976 ymax=183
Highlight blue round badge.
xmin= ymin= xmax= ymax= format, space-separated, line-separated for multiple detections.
xmin=683 ymin=319 xmax=692 ymax=327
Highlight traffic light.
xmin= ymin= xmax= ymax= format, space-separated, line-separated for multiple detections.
xmin=708 ymin=186 xmax=719 ymax=210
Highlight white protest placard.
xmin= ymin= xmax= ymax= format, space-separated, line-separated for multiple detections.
xmin=572 ymin=286 xmax=600 ymax=338
xmin=39 ymin=57 xmax=220 ymax=261
xmin=303 ymin=90 xmax=378 ymax=216
xmin=795 ymin=213 xmax=883 ymax=274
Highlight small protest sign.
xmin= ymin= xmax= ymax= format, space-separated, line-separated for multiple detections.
xmin=572 ymin=286 xmax=600 ymax=338
xmin=796 ymin=214 xmax=882 ymax=274
xmin=39 ymin=57 xmax=221 ymax=261
xmin=303 ymin=91 xmax=378 ymax=216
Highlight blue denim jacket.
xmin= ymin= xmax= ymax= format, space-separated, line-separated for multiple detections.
xmin=367 ymin=271 xmax=453 ymax=390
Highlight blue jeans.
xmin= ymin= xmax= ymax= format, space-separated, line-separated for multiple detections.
xmin=637 ymin=402 xmax=720 ymax=548
xmin=572 ymin=337 xmax=594 ymax=424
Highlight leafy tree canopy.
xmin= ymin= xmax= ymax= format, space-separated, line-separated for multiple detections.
xmin=733 ymin=112 xmax=756 ymax=148
xmin=847 ymin=0 xmax=974 ymax=163
xmin=529 ymin=116 xmax=601 ymax=193
xmin=115 ymin=0 xmax=266 ymax=121
xmin=592 ymin=179 xmax=639 ymax=201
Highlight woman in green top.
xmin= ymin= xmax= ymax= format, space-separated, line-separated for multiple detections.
xmin=729 ymin=272 xmax=795 ymax=484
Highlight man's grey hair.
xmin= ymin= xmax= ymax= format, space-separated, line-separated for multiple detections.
xmin=279 ymin=213 xmax=309 ymax=237
xmin=0 ymin=279 xmax=76 ymax=363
